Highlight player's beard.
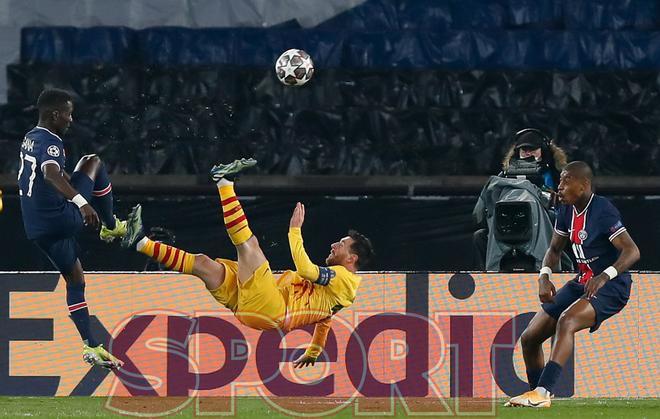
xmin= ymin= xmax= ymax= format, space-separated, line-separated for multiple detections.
xmin=326 ymin=252 xmax=337 ymax=266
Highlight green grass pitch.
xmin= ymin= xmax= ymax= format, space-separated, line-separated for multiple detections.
xmin=0 ymin=397 xmax=657 ymax=418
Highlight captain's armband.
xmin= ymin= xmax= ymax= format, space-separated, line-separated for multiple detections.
xmin=316 ymin=267 xmax=336 ymax=286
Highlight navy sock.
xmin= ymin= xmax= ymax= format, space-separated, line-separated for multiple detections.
xmin=537 ymin=361 xmax=563 ymax=394
xmin=66 ymin=284 xmax=97 ymax=347
xmin=526 ymin=367 xmax=543 ymax=390
xmin=91 ymin=163 xmax=115 ymax=229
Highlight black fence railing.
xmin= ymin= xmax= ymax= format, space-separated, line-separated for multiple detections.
xmin=2 ymin=174 xmax=659 ymax=196
xmin=1 ymin=194 xmax=657 ymax=272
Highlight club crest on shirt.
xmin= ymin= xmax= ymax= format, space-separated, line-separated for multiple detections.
xmin=47 ymin=145 xmax=60 ymax=157
xmin=578 ymin=229 xmax=588 ymax=241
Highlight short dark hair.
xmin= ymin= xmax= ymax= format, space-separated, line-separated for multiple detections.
xmin=37 ymin=88 xmax=73 ymax=113
xmin=564 ymin=160 xmax=594 ymax=182
xmin=348 ymin=229 xmax=374 ymax=270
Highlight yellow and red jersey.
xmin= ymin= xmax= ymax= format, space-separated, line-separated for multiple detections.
xmin=279 ymin=227 xmax=361 ymax=357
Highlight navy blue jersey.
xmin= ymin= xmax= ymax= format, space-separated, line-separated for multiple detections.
xmin=554 ymin=194 xmax=627 ymax=283
xmin=18 ymin=126 xmax=77 ymax=239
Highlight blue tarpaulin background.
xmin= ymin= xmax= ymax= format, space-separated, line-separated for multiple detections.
xmin=1 ymin=0 xmax=658 ymax=271
xmin=20 ymin=26 xmax=660 ymax=70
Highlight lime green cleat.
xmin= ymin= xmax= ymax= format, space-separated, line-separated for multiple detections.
xmin=83 ymin=344 xmax=123 ymax=370
xmin=99 ymin=216 xmax=127 ymax=243
xmin=210 ymin=158 xmax=257 ymax=182
xmin=121 ymin=204 xmax=145 ymax=250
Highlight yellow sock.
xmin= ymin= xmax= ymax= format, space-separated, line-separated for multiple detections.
xmin=139 ymin=238 xmax=195 ymax=274
xmin=218 ymin=184 xmax=253 ymax=245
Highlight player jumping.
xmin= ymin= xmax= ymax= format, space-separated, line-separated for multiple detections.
xmin=121 ymin=158 xmax=374 ymax=366
xmin=18 ymin=88 xmax=125 ymax=369
xmin=506 ymin=161 xmax=640 ymax=408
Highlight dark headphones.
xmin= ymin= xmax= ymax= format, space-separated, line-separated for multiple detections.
xmin=513 ymin=128 xmax=552 ymax=149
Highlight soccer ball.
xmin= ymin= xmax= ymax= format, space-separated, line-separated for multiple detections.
xmin=275 ymin=49 xmax=314 ymax=86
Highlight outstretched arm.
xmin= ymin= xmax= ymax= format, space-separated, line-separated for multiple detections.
xmin=293 ymin=317 xmax=332 ymax=368
xmin=288 ymin=202 xmax=321 ymax=281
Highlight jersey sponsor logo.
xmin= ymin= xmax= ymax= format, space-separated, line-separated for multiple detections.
xmin=572 ymin=242 xmax=595 ymax=283
xmin=21 ymin=137 xmax=34 ymax=152
xmin=578 ymin=229 xmax=588 ymax=241
xmin=47 ymin=145 xmax=61 ymax=157
xmin=316 ymin=267 xmax=336 ymax=286
xmin=575 ymin=255 xmax=599 ymax=264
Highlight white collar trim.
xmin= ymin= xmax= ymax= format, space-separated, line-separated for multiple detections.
xmin=573 ymin=193 xmax=594 ymax=217
xmin=35 ymin=126 xmax=63 ymax=142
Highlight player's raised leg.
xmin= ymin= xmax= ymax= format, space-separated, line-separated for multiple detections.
xmin=211 ymin=158 xmax=266 ymax=284
xmin=71 ymin=154 xmax=126 ymax=242
xmin=121 ymin=204 xmax=226 ymax=290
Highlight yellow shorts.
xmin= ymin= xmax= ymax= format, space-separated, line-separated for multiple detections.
xmin=207 ymin=259 xmax=286 ymax=330
xmin=207 ymin=258 xmax=239 ymax=312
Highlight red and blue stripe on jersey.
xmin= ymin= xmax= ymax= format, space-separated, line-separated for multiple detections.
xmin=570 ymin=200 xmax=593 ymax=284
xmin=554 ymin=194 xmax=627 ymax=283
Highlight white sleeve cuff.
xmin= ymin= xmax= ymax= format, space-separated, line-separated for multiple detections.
xmin=609 ymin=227 xmax=627 ymax=241
xmin=41 ymin=160 xmax=60 ymax=171
xmin=554 ymin=228 xmax=569 ymax=237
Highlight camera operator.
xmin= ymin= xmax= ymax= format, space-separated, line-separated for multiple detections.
xmin=500 ymin=128 xmax=567 ymax=191
xmin=473 ymin=129 xmax=568 ymax=270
